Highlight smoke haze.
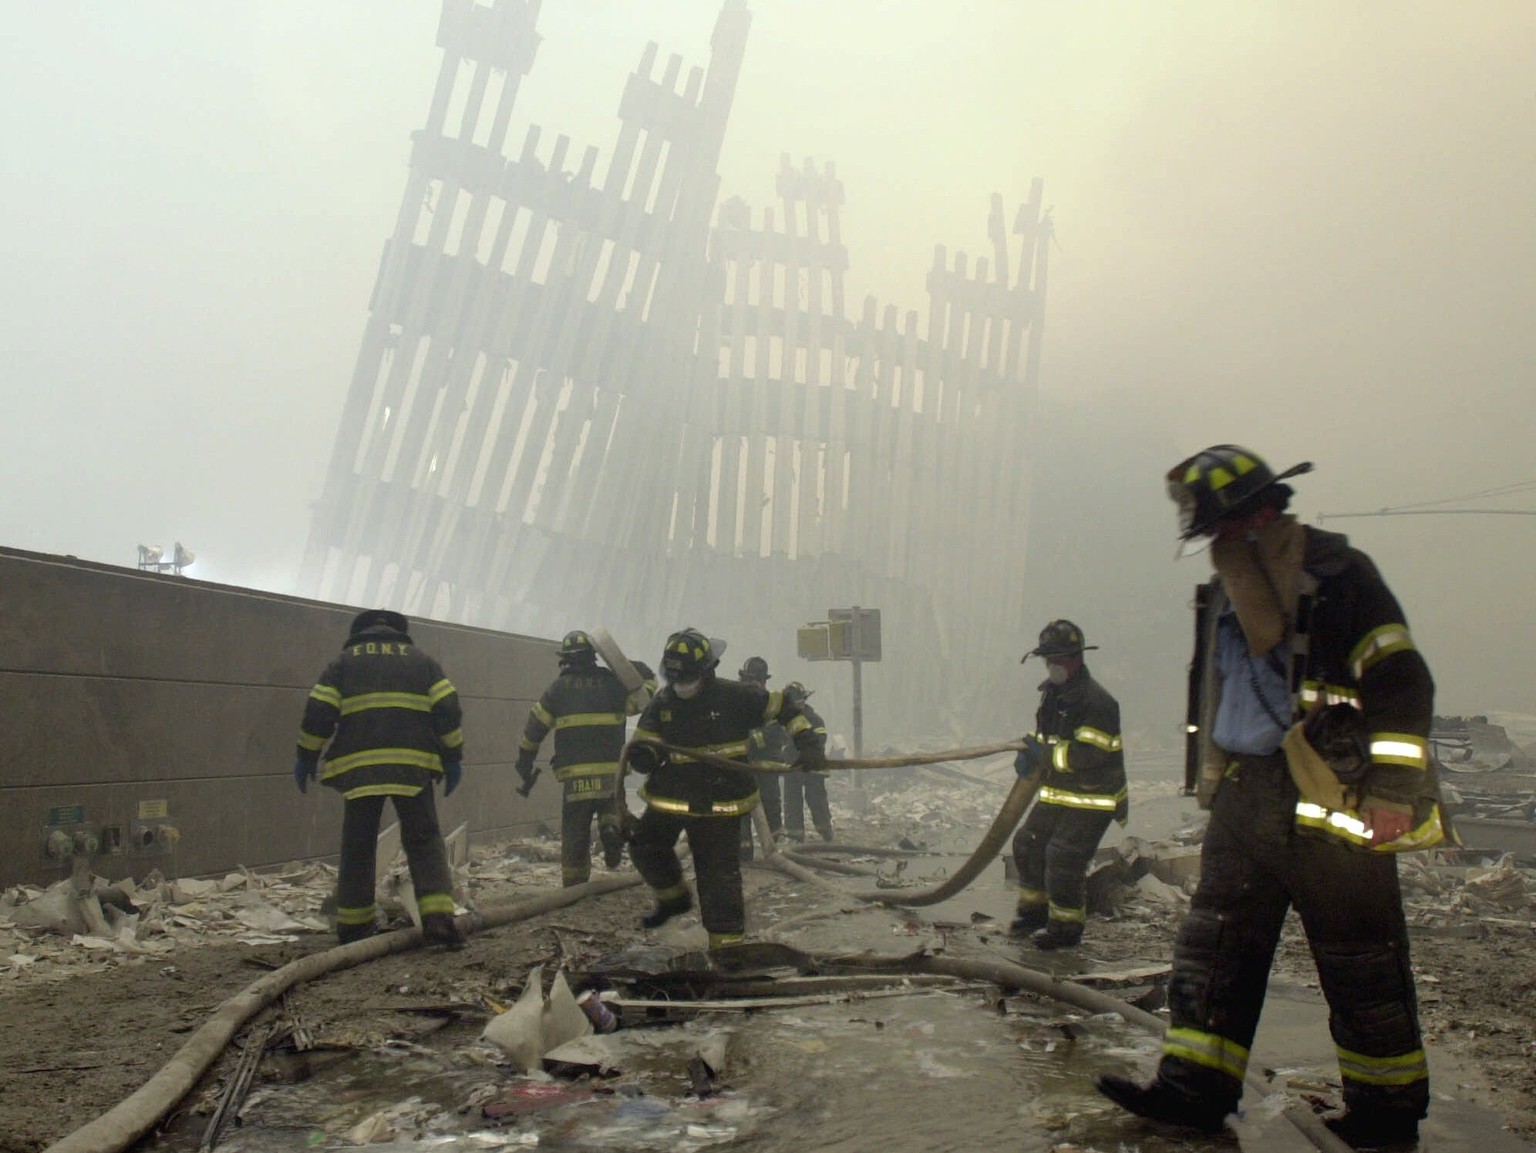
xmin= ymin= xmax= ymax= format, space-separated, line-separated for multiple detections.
xmin=3 ymin=2 xmax=1533 ymax=741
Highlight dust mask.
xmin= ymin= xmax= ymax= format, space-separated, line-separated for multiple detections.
xmin=1046 ymin=664 xmax=1070 ymax=686
xmin=672 ymin=678 xmax=702 ymax=700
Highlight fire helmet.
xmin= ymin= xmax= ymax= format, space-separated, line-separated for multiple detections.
xmin=559 ymin=630 xmax=597 ymax=666
xmin=1024 ymin=619 xmax=1097 ymax=662
xmin=1166 ymin=444 xmax=1313 ymax=540
xmin=739 ymin=656 xmax=770 ymax=683
xmin=661 ymin=628 xmax=718 ymax=682
xmin=350 ymin=609 xmax=409 ymax=637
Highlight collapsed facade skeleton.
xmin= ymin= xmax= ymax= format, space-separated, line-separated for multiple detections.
xmin=299 ymin=0 xmax=1050 ymax=743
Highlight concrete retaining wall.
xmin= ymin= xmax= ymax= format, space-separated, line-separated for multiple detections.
xmin=0 ymin=547 xmax=567 ymax=887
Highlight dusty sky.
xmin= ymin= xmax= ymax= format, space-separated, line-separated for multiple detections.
xmin=3 ymin=2 xmax=1534 ymax=728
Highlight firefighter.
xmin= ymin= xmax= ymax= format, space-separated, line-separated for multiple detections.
xmin=514 ymin=631 xmax=656 ymax=886
xmin=294 ymin=609 xmax=465 ymax=949
xmin=1098 ymin=445 xmax=1446 ymax=1147
xmin=780 ymin=681 xmax=835 ymax=842
xmin=626 ymin=628 xmax=827 ymax=950
xmin=1009 ymin=620 xmax=1127 ymax=950
xmin=736 ymin=655 xmax=784 ymax=859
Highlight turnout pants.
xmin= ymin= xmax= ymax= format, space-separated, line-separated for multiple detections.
xmin=631 ymin=806 xmax=746 ymax=946
xmin=784 ymin=771 xmax=833 ymax=839
xmin=559 ymin=773 xmax=619 ymax=886
xmin=336 ymin=789 xmax=454 ymax=939
xmin=1011 ymin=799 xmax=1113 ymax=931
xmin=1157 ymin=753 xmax=1427 ymax=1120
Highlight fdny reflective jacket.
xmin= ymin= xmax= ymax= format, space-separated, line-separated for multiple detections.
xmin=518 ymin=665 xmax=653 ymax=794
xmin=1192 ymin=526 xmax=1444 ymax=850
xmin=297 ymin=624 xmax=464 ymax=801
xmin=748 ymin=700 xmax=830 ymax=774
xmin=1033 ymin=668 xmax=1129 ymax=823
xmin=633 ymin=678 xmax=823 ymax=817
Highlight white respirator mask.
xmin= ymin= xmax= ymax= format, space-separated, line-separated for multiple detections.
xmin=1046 ymin=664 xmax=1070 ymax=686
xmin=672 ymin=678 xmax=703 ymax=700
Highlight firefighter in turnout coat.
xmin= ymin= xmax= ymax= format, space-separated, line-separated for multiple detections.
xmin=1010 ymin=619 xmax=1128 ymax=950
xmin=626 ymin=628 xmax=827 ymax=950
xmin=1098 ymin=445 xmax=1446 ymax=1148
xmin=515 ymin=630 xmax=655 ymax=885
xmin=295 ymin=609 xmax=465 ymax=948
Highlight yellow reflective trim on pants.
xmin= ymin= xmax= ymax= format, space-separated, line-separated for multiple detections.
xmin=1016 ymin=886 xmax=1047 ymax=905
xmin=709 ymin=932 xmax=745 ymax=949
xmin=339 ymin=691 xmax=432 ymax=716
xmin=1048 ymin=901 xmax=1086 ymax=924
xmin=336 ymin=904 xmax=377 ymax=926
xmin=655 ymin=882 xmax=690 ymax=902
xmin=1336 ymin=1045 xmax=1428 ymax=1087
xmin=1038 ymin=785 xmax=1126 ymax=811
xmin=1163 ymin=1027 xmax=1250 ymax=1082
xmin=417 ymin=893 xmax=456 ymax=916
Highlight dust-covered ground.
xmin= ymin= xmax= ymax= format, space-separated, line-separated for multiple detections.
xmin=2 ymin=768 xmax=1533 ymax=1152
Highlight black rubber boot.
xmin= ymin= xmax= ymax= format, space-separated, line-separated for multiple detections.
xmin=336 ymin=923 xmax=376 ymax=946
xmin=814 ymin=824 xmax=834 ymax=842
xmin=640 ymin=892 xmax=693 ymax=930
xmin=1031 ymin=921 xmax=1084 ymax=951
xmin=1096 ymin=1073 xmax=1230 ymax=1133
xmin=1007 ymin=906 xmax=1048 ymax=937
xmin=421 ymin=912 xmax=466 ymax=951
xmin=1323 ymin=1110 xmax=1420 ymax=1148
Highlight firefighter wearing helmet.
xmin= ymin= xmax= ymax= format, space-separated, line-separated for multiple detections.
xmin=1098 ymin=445 xmax=1447 ymax=1146
xmin=514 ymin=630 xmax=656 ymax=886
xmin=736 ymin=655 xmax=785 ymax=859
xmin=626 ymin=628 xmax=826 ymax=950
xmin=1009 ymin=619 xmax=1127 ymax=951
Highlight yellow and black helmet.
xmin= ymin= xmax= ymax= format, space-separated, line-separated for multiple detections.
xmin=662 ymin=627 xmax=717 ymax=681
xmin=1024 ymin=619 xmax=1097 ymax=662
xmin=1166 ymin=444 xmax=1313 ymax=540
xmin=559 ymin=630 xmax=597 ymax=666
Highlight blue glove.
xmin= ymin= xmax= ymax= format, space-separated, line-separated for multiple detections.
xmin=443 ymin=760 xmax=462 ymax=797
xmin=1014 ymin=736 xmax=1046 ymax=777
xmin=294 ymin=758 xmax=316 ymax=794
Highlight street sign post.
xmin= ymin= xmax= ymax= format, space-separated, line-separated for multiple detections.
xmin=797 ymin=607 xmax=880 ymax=810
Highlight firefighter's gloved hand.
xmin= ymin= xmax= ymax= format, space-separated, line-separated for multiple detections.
xmin=796 ymin=738 xmax=828 ymax=773
xmin=293 ymin=758 xmax=316 ymax=794
xmin=1014 ymin=736 xmax=1045 ymax=777
xmin=443 ymin=759 xmax=462 ymax=797
xmin=599 ymin=822 xmax=625 ymax=869
xmin=627 ymin=743 xmax=665 ymax=775
xmin=515 ymin=755 xmax=537 ymax=792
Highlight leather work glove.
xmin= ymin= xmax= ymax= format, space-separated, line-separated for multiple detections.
xmin=796 ymin=737 xmax=828 ymax=773
xmin=1014 ymin=735 xmax=1046 ymax=778
xmin=627 ymin=742 xmax=664 ymax=775
xmin=294 ymin=758 xmax=316 ymax=794
xmin=443 ymin=760 xmax=463 ymax=797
